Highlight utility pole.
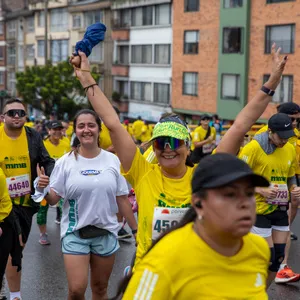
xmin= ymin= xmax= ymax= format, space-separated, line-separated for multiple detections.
xmin=44 ymin=0 xmax=48 ymax=64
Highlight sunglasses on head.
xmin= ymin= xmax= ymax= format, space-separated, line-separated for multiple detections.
xmin=4 ymin=109 xmax=26 ymax=118
xmin=153 ymin=136 xmax=188 ymax=151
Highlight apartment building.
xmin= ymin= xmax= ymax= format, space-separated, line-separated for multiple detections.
xmin=111 ymin=0 xmax=173 ymax=121
xmin=172 ymin=0 xmax=299 ymax=122
xmin=0 ymin=0 xmax=6 ymax=110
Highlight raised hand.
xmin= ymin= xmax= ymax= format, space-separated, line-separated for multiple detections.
xmin=36 ymin=163 xmax=49 ymax=189
xmin=69 ymin=50 xmax=91 ymax=80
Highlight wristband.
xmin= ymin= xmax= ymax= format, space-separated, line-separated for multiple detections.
xmin=131 ymin=229 xmax=137 ymax=234
xmin=261 ymin=85 xmax=275 ymax=96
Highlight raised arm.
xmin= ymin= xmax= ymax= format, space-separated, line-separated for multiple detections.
xmin=70 ymin=52 xmax=136 ymax=172
xmin=216 ymin=44 xmax=288 ymax=155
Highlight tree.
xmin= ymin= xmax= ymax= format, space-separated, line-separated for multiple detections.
xmin=16 ymin=60 xmax=100 ymax=119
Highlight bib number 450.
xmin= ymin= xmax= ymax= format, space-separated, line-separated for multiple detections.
xmin=154 ymin=219 xmax=179 ymax=234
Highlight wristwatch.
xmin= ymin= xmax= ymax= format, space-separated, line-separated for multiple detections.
xmin=261 ymin=85 xmax=275 ymax=96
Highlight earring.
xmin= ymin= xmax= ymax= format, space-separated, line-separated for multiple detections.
xmin=198 ymin=215 xmax=203 ymax=221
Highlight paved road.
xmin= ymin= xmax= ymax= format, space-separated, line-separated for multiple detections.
xmin=3 ymin=208 xmax=300 ymax=299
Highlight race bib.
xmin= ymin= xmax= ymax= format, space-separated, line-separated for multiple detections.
xmin=203 ymin=143 xmax=214 ymax=154
xmin=266 ymin=183 xmax=289 ymax=206
xmin=6 ymin=174 xmax=31 ymax=198
xmin=152 ymin=207 xmax=189 ymax=240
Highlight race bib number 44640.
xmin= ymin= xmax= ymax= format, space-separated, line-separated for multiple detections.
xmin=266 ymin=183 xmax=289 ymax=206
xmin=6 ymin=174 xmax=31 ymax=198
xmin=152 ymin=207 xmax=189 ymax=240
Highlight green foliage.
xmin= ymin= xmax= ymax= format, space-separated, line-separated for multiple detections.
xmin=16 ymin=60 xmax=100 ymax=119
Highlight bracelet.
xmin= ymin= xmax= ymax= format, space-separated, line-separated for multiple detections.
xmin=131 ymin=229 xmax=137 ymax=234
xmin=261 ymin=85 xmax=275 ymax=96
xmin=84 ymin=83 xmax=98 ymax=96
xmin=75 ymin=67 xmax=91 ymax=73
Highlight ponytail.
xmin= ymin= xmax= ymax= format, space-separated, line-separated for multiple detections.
xmin=111 ymin=206 xmax=198 ymax=300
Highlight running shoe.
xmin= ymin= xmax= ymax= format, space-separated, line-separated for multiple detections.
xmin=275 ymin=265 xmax=300 ymax=283
xmin=117 ymin=228 xmax=131 ymax=239
xmin=39 ymin=233 xmax=51 ymax=245
xmin=0 ymin=278 xmax=7 ymax=300
xmin=290 ymin=232 xmax=298 ymax=240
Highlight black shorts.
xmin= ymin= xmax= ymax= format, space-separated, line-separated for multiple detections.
xmin=255 ymin=209 xmax=289 ymax=228
xmin=13 ymin=205 xmax=36 ymax=244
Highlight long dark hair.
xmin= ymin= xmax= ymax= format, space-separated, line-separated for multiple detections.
xmin=111 ymin=190 xmax=206 ymax=299
xmin=69 ymin=109 xmax=102 ymax=159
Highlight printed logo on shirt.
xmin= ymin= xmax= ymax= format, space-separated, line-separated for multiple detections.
xmin=80 ymin=170 xmax=101 ymax=176
xmin=5 ymin=163 xmax=27 ymax=169
xmin=241 ymin=155 xmax=249 ymax=163
xmin=254 ymin=273 xmax=263 ymax=288
xmin=157 ymin=193 xmax=190 ymax=208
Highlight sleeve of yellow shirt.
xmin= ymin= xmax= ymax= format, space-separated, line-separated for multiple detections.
xmin=288 ymin=146 xmax=297 ymax=178
xmin=0 ymin=168 xmax=12 ymax=222
xmin=121 ymin=148 xmax=151 ymax=190
xmin=123 ymin=264 xmax=172 ymax=300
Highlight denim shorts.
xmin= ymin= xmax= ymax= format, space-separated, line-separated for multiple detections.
xmin=61 ymin=230 xmax=119 ymax=256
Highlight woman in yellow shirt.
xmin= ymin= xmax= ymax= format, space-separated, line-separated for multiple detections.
xmin=70 ymin=43 xmax=287 ymax=267
xmin=37 ymin=121 xmax=70 ymax=245
xmin=118 ymin=154 xmax=270 ymax=299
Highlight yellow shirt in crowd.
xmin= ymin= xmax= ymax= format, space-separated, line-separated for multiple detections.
xmin=0 ymin=168 xmax=12 ymax=222
xmin=239 ymin=139 xmax=296 ymax=215
xmin=140 ymin=125 xmax=153 ymax=143
xmin=192 ymin=125 xmax=216 ymax=151
xmin=122 ymin=124 xmax=133 ymax=136
xmin=143 ymin=146 xmax=158 ymax=164
xmin=65 ymin=125 xmax=73 ymax=140
xmin=132 ymin=120 xmax=145 ymax=141
xmin=122 ymin=149 xmax=196 ymax=266
xmin=0 ymin=126 xmax=32 ymax=206
xmin=256 ymin=125 xmax=300 ymax=174
xmin=123 ymin=223 xmax=269 ymax=300
xmin=43 ymin=138 xmax=70 ymax=161
xmin=99 ymin=124 xmax=112 ymax=150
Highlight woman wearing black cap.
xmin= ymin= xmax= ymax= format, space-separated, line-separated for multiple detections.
xmin=117 ymin=153 xmax=270 ymax=299
xmin=69 ymin=43 xmax=287 ymax=274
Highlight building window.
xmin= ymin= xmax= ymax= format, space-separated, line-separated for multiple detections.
xmin=132 ymin=6 xmax=153 ymax=26
xmin=184 ymin=31 xmax=199 ymax=54
xmin=120 ymin=9 xmax=130 ymax=27
xmin=154 ymin=83 xmax=170 ymax=104
xmin=183 ymin=72 xmax=198 ymax=96
xmin=131 ymin=45 xmax=152 ymax=64
xmin=89 ymin=43 xmax=103 ymax=63
xmin=154 ymin=44 xmax=170 ymax=64
xmin=267 ymin=0 xmax=294 ymax=3
xmin=8 ymin=72 xmax=16 ymax=93
xmin=0 ymin=46 xmax=4 ymax=60
xmin=72 ymin=14 xmax=81 ymax=28
xmin=117 ymin=45 xmax=129 ymax=64
xmin=85 ymin=10 xmax=103 ymax=27
xmin=26 ymin=45 xmax=35 ymax=60
xmin=38 ymin=11 xmax=45 ymax=27
xmin=263 ymin=74 xmax=293 ymax=103
xmin=221 ymin=74 xmax=240 ymax=100
xmin=265 ymin=24 xmax=295 ymax=54
xmin=51 ymin=39 xmax=68 ymax=63
xmin=223 ymin=27 xmax=242 ymax=53
xmin=0 ymin=22 xmax=4 ymax=35
xmin=38 ymin=40 xmax=44 ymax=57
xmin=51 ymin=8 xmax=68 ymax=32
xmin=224 ymin=0 xmax=243 ymax=8
xmin=116 ymin=80 xmax=129 ymax=98
xmin=7 ymin=21 xmax=16 ymax=39
xmin=0 ymin=71 xmax=4 ymax=85
xmin=184 ymin=0 xmax=199 ymax=12
xmin=7 ymin=45 xmax=16 ymax=65
xmin=155 ymin=4 xmax=171 ymax=25
xmin=26 ymin=16 xmax=35 ymax=33
xmin=131 ymin=81 xmax=151 ymax=101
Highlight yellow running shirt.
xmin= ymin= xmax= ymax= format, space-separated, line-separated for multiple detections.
xmin=141 ymin=125 xmax=153 ymax=143
xmin=239 ymin=140 xmax=297 ymax=215
xmin=123 ymin=223 xmax=269 ymax=300
xmin=0 ymin=126 xmax=31 ymax=206
xmin=132 ymin=120 xmax=144 ymax=140
xmin=122 ymin=149 xmax=196 ymax=266
xmin=99 ymin=124 xmax=112 ymax=150
xmin=143 ymin=146 xmax=158 ymax=164
xmin=192 ymin=125 xmax=216 ymax=152
xmin=43 ymin=138 xmax=70 ymax=161
xmin=0 ymin=168 xmax=12 ymax=222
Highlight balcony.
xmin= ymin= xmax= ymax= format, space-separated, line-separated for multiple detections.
xmin=111 ymin=20 xmax=129 ymax=41
xmin=112 ymin=64 xmax=129 ymax=77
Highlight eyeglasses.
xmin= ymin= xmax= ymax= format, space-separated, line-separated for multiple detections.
xmin=4 ymin=109 xmax=26 ymax=118
xmin=153 ymin=137 xmax=188 ymax=151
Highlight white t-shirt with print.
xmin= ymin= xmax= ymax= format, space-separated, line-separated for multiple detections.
xmin=50 ymin=150 xmax=128 ymax=239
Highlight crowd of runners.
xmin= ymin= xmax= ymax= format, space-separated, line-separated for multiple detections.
xmin=0 ymin=43 xmax=299 ymax=300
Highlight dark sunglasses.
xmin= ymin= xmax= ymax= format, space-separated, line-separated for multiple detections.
xmin=4 ymin=109 xmax=26 ymax=118
xmin=153 ymin=137 xmax=188 ymax=151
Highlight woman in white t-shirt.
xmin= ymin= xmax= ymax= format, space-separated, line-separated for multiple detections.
xmin=36 ymin=109 xmax=137 ymax=300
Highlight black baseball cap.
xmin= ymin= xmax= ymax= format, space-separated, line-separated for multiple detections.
xmin=192 ymin=153 xmax=269 ymax=193
xmin=268 ymin=113 xmax=295 ymax=139
xmin=47 ymin=120 xmax=64 ymax=129
xmin=201 ymin=114 xmax=211 ymax=120
xmin=277 ymin=102 xmax=300 ymax=115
